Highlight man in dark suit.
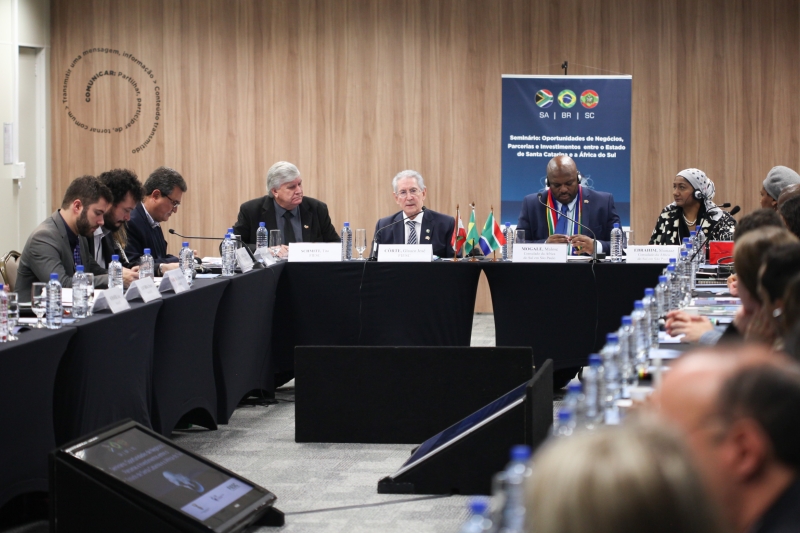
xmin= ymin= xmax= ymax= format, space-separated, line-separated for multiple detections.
xmin=517 ymin=155 xmax=622 ymax=255
xmin=126 ymin=166 xmax=187 ymax=275
xmin=233 ymin=161 xmax=339 ymax=253
xmin=16 ymin=176 xmax=113 ymax=301
xmin=373 ymin=170 xmax=455 ymax=259
xmin=92 ymin=169 xmax=144 ymax=272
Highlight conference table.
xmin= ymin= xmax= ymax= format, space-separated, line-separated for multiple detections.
xmin=0 ymin=259 xmax=663 ymax=508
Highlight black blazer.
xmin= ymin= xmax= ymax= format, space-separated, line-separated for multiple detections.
xmin=374 ymin=209 xmax=456 ymax=259
xmin=233 ymin=195 xmax=340 ymax=248
xmin=125 ymin=203 xmax=179 ymax=270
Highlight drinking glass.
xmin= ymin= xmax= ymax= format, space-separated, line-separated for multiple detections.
xmin=269 ymin=230 xmax=282 ymax=259
xmin=31 ymin=282 xmax=47 ymax=328
xmin=6 ymin=292 xmax=19 ymax=341
xmin=514 ymin=229 xmax=525 ymax=244
xmin=624 ymin=229 xmax=634 ymax=248
xmin=85 ymin=273 xmax=95 ymax=316
xmin=355 ymin=229 xmax=367 ymax=260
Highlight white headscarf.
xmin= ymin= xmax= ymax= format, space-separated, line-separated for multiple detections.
xmin=673 ymin=168 xmax=723 ymax=222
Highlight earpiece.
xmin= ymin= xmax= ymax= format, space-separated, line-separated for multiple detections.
xmin=693 ymin=189 xmax=705 ymax=201
xmin=546 ymin=171 xmax=582 ymax=187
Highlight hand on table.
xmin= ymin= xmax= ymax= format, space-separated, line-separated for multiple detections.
xmin=569 ymin=234 xmax=595 ymax=255
xmin=546 ymin=234 xmax=570 ymax=244
xmin=665 ymin=310 xmax=714 ymax=343
xmin=122 ymin=266 xmax=140 ymax=288
xmin=727 ymin=274 xmax=738 ymax=297
xmin=160 ymin=263 xmax=181 ymax=274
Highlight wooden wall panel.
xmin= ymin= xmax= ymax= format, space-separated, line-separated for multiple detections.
xmin=51 ymin=0 xmax=800 ymax=312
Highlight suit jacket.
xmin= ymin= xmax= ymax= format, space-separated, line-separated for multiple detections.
xmin=516 ymin=188 xmax=622 ymax=252
xmin=16 ymin=211 xmax=109 ymax=302
xmin=125 ymin=203 xmax=179 ymax=271
xmin=87 ymin=229 xmax=133 ymax=269
xmin=373 ymin=209 xmax=456 ymax=259
xmin=233 ymin=195 xmax=340 ymax=248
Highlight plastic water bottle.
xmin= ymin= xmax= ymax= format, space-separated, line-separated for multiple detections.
xmin=583 ymin=354 xmax=604 ymax=429
xmin=655 ymin=275 xmax=669 ymax=318
xmin=46 ymin=273 xmax=63 ymax=329
xmin=695 ymin=225 xmax=706 ymax=264
xmin=505 ymin=224 xmax=516 ymax=260
xmin=256 ymin=221 xmax=268 ymax=250
xmin=459 ymin=498 xmax=493 ymax=533
xmin=662 ymin=257 xmax=677 ymax=277
xmin=609 ymin=223 xmax=623 ymax=262
xmin=553 ymin=409 xmax=574 ymax=438
xmin=501 ymin=223 xmax=511 ymax=260
xmin=600 ymin=333 xmax=621 ymax=410
xmin=617 ymin=316 xmax=634 ymax=398
xmin=341 ymin=222 xmax=352 ymax=261
xmin=0 ymin=284 xmax=7 ymax=342
xmin=108 ymin=254 xmax=123 ymax=290
xmin=678 ymin=250 xmax=692 ymax=307
xmin=631 ymin=300 xmax=650 ymax=376
xmin=685 ymin=243 xmax=697 ymax=289
xmin=564 ymin=382 xmax=585 ymax=427
xmin=72 ymin=265 xmax=89 ymax=319
xmin=644 ymin=288 xmax=659 ymax=347
xmin=182 ymin=241 xmax=198 ymax=283
xmin=219 ymin=235 xmax=235 ymax=278
xmin=498 ymin=445 xmax=531 ymax=533
xmin=666 ymin=264 xmax=681 ymax=310
xmin=139 ymin=248 xmax=154 ymax=279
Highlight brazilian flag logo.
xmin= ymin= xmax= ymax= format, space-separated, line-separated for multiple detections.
xmin=558 ymin=90 xmax=577 ymax=108
xmin=535 ymin=89 xmax=554 ymax=108
xmin=581 ymin=90 xmax=599 ymax=108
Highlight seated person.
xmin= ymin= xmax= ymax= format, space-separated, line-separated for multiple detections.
xmin=126 ymin=166 xmax=187 ymax=275
xmin=16 ymin=176 xmax=112 ymax=301
xmin=373 ymin=170 xmax=455 ymax=258
xmin=779 ymin=196 xmax=800 ymax=240
xmin=650 ymin=168 xmax=735 ymax=245
xmin=93 ymin=169 xmax=144 ymax=276
xmin=761 ymin=165 xmax=800 ymax=210
xmin=517 ymin=155 xmax=621 ymax=255
xmin=233 ymin=161 xmax=339 ymax=253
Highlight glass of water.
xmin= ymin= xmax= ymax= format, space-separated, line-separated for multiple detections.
xmin=355 ymin=229 xmax=367 ymax=260
xmin=269 ymin=230 xmax=282 ymax=259
xmin=31 ymin=282 xmax=47 ymax=328
xmin=85 ymin=273 xmax=95 ymax=316
xmin=6 ymin=292 xmax=19 ymax=341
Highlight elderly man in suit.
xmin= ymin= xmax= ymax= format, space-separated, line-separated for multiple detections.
xmin=16 ymin=176 xmax=113 ymax=301
xmin=373 ymin=170 xmax=455 ymax=259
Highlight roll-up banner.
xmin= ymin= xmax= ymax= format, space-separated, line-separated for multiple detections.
xmin=501 ymin=75 xmax=632 ymax=226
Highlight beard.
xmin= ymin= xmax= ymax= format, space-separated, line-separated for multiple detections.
xmin=103 ymin=216 xmax=124 ymax=233
xmin=75 ymin=209 xmax=95 ymax=237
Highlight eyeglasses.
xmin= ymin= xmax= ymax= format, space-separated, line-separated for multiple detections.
xmin=396 ymin=188 xmax=422 ymax=199
xmin=163 ymin=193 xmax=181 ymax=209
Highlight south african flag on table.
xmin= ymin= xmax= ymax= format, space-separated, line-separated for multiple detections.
xmin=479 ymin=210 xmax=506 ymax=255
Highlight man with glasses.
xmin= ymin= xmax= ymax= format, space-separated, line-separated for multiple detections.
xmin=374 ymin=170 xmax=455 ymax=259
xmin=126 ymin=166 xmax=187 ymax=275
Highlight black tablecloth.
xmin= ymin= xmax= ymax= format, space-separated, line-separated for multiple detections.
xmin=53 ymin=301 xmax=162 ymax=445
xmin=151 ymin=278 xmax=229 ymax=436
xmin=213 ymin=264 xmax=283 ymax=424
xmin=0 ymin=327 xmax=75 ymax=507
xmin=483 ymin=262 xmax=665 ymax=370
xmin=272 ymin=262 xmax=483 ymax=380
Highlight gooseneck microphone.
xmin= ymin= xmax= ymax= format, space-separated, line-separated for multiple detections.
xmin=368 ymin=207 xmax=426 ymax=261
xmin=168 ymin=228 xmax=224 ymax=240
xmin=689 ymin=205 xmax=740 ymax=262
xmin=537 ymin=193 xmax=600 ymax=262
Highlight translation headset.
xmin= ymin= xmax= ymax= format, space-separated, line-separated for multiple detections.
xmin=546 ymin=170 xmax=583 ymax=187
xmin=693 ymin=189 xmax=706 ymax=201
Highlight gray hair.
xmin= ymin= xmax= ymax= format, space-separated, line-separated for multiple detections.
xmin=392 ymin=170 xmax=426 ymax=193
xmin=267 ymin=161 xmax=300 ymax=197
xmin=143 ymin=166 xmax=187 ymax=196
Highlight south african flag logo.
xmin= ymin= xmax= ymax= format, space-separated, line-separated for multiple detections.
xmin=581 ymin=90 xmax=599 ymax=108
xmin=535 ymin=89 xmax=554 ymax=108
xmin=558 ymin=89 xmax=577 ymax=108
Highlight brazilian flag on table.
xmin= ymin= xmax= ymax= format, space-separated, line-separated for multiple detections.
xmin=479 ymin=209 xmax=506 ymax=255
xmin=463 ymin=207 xmax=481 ymax=255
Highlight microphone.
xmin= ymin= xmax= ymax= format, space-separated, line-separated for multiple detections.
xmin=537 ymin=193 xmax=600 ymax=262
xmin=168 ymin=228 xmax=224 ymax=240
xmin=717 ymin=203 xmax=732 ymax=209
xmin=729 ymin=205 xmax=741 ymax=216
xmin=368 ymin=207 xmax=426 ymax=261
xmin=689 ymin=206 xmax=739 ymax=262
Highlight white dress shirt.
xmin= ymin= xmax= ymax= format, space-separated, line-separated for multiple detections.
xmin=403 ymin=211 xmax=424 ymax=244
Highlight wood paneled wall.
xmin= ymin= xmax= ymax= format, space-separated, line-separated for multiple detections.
xmin=51 ymin=0 xmax=800 ymax=312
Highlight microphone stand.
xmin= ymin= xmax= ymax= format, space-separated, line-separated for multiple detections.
xmin=368 ymin=207 xmax=425 ymax=261
xmin=537 ymin=193 xmax=599 ymax=263
xmin=688 ymin=205 xmax=740 ymax=262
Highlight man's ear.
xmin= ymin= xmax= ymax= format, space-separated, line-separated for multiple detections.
xmin=725 ymin=418 xmax=770 ymax=482
xmin=71 ymin=198 xmax=84 ymax=214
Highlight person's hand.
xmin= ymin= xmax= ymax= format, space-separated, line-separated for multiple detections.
xmin=545 ymin=234 xmax=570 ymax=244
xmin=569 ymin=234 xmax=595 ymax=255
xmin=277 ymin=245 xmax=290 ymax=259
xmin=665 ymin=310 xmax=713 ymax=342
xmin=122 ymin=266 xmax=140 ymax=288
xmin=160 ymin=263 xmax=181 ymax=274
xmin=727 ymin=274 xmax=738 ymax=297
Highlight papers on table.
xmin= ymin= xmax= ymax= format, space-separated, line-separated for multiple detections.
xmin=658 ymin=331 xmax=684 ymax=344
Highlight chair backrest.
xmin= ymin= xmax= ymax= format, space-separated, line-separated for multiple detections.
xmin=0 ymin=251 xmax=21 ymax=292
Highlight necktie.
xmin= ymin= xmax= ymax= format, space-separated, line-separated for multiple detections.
xmin=407 ymin=220 xmax=418 ymax=245
xmin=73 ymin=242 xmax=82 ymax=267
xmin=283 ymin=211 xmax=297 ymax=244
xmin=555 ymin=203 xmax=569 ymax=235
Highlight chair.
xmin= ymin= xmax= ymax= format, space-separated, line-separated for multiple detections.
xmin=0 ymin=251 xmax=21 ymax=292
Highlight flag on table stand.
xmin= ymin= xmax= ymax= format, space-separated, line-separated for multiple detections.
xmin=479 ymin=207 xmax=506 ymax=256
xmin=450 ymin=205 xmax=467 ymax=257
xmin=464 ymin=204 xmax=481 ymax=256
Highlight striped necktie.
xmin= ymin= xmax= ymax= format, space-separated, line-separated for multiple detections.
xmin=407 ymin=220 xmax=418 ymax=245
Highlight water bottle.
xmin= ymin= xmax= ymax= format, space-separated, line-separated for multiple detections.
xmin=498 ymin=445 xmax=531 ymax=533
xmin=655 ymin=275 xmax=669 ymax=318
xmin=459 ymin=498 xmax=493 ymax=533
xmin=139 ymin=248 xmax=154 ymax=279
xmin=182 ymin=241 xmax=199 ymax=283
xmin=108 ymin=254 xmax=123 ymax=290
xmin=644 ymin=288 xmax=659 ymax=347
xmin=662 ymin=257 xmax=677 ymax=277
xmin=505 ymin=224 xmax=516 ymax=260
xmin=46 ymin=273 xmax=63 ymax=329
xmin=73 ymin=265 xmax=89 ymax=319
xmin=583 ymin=354 xmax=604 ymax=429
xmin=609 ymin=223 xmax=623 ymax=262
xmin=220 ymin=235 xmax=235 ymax=278
xmin=341 ymin=222 xmax=353 ymax=261
xmin=553 ymin=408 xmax=574 ymax=438
xmin=666 ymin=264 xmax=681 ymax=310
xmin=564 ymin=382 xmax=585 ymax=427
xmin=678 ymin=250 xmax=692 ymax=307
xmin=501 ymin=223 xmax=511 ymax=260
xmin=695 ymin=225 xmax=706 ymax=264
xmin=631 ymin=300 xmax=650 ymax=377
xmin=256 ymin=221 xmax=268 ymax=250
xmin=600 ymin=333 xmax=621 ymax=409
xmin=685 ymin=243 xmax=697 ymax=289
xmin=617 ymin=316 xmax=634 ymax=398
xmin=0 ymin=284 xmax=7 ymax=342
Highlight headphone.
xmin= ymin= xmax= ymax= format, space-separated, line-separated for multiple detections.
xmin=546 ymin=170 xmax=582 ymax=187
xmin=693 ymin=189 xmax=705 ymax=201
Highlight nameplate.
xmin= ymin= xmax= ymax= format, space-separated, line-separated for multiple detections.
xmin=235 ymin=247 xmax=254 ymax=273
xmin=91 ymin=287 xmax=131 ymax=314
xmin=378 ymin=244 xmax=433 ymax=262
xmin=159 ymin=269 xmax=191 ymax=294
xmin=254 ymin=247 xmax=277 ymax=266
xmin=125 ymin=278 xmax=163 ymax=303
xmin=288 ymin=243 xmax=341 ymax=262
xmin=512 ymin=243 xmax=568 ymax=263
xmin=625 ymin=245 xmax=681 ymax=264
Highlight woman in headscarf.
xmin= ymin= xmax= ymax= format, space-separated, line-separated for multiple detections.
xmin=649 ymin=168 xmax=736 ymax=245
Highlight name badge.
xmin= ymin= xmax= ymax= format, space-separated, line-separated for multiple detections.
xmin=378 ymin=244 xmax=433 ymax=262
xmin=235 ymin=247 xmax=254 ymax=273
xmin=288 ymin=243 xmax=341 ymax=262
xmin=512 ymin=243 xmax=568 ymax=263
xmin=125 ymin=278 xmax=163 ymax=303
xmin=91 ymin=287 xmax=131 ymax=314
xmin=626 ymin=245 xmax=681 ymax=264
xmin=159 ymin=269 xmax=191 ymax=294
xmin=254 ymin=247 xmax=277 ymax=265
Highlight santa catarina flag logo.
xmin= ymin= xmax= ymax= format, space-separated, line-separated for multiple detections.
xmin=535 ymin=89 xmax=554 ymax=108
xmin=558 ymin=89 xmax=577 ymax=108
xmin=581 ymin=90 xmax=599 ymax=108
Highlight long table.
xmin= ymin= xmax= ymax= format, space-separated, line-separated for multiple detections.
xmin=0 ymin=260 xmax=661 ymax=508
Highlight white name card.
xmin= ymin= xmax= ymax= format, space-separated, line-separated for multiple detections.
xmin=625 ymin=245 xmax=681 ymax=264
xmin=378 ymin=244 xmax=433 ymax=262
xmin=288 ymin=243 xmax=342 ymax=262
xmin=91 ymin=287 xmax=131 ymax=314
xmin=512 ymin=243 xmax=568 ymax=263
xmin=254 ymin=247 xmax=277 ymax=266
xmin=235 ymin=247 xmax=254 ymax=273
xmin=125 ymin=278 xmax=163 ymax=303
xmin=159 ymin=269 xmax=192 ymax=294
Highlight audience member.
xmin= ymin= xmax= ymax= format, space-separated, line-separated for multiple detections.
xmin=95 ymin=169 xmax=144 ymax=288
xmin=753 ymin=244 xmax=800 ymax=347
xmin=761 ymin=165 xmax=800 ymax=210
xmin=778 ymin=196 xmax=800 ymax=240
xmin=777 ymin=183 xmax=800 ymax=210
